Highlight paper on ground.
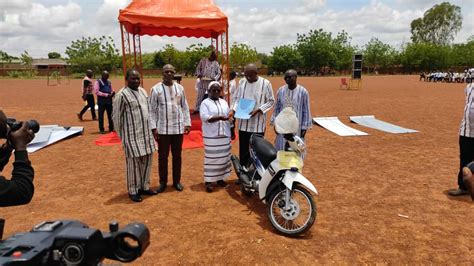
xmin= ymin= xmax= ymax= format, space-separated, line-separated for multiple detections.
xmin=27 ymin=126 xmax=83 ymax=153
xmin=350 ymin=115 xmax=418 ymax=134
xmin=30 ymin=125 xmax=56 ymax=144
xmin=235 ymin=98 xmax=255 ymax=119
xmin=313 ymin=117 xmax=368 ymax=136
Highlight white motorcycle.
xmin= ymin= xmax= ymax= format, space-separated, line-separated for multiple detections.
xmin=230 ymin=133 xmax=318 ymax=236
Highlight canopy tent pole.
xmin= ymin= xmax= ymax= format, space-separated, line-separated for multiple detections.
xmin=118 ymin=0 xmax=230 ymax=101
xmin=120 ymin=23 xmax=130 ymax=84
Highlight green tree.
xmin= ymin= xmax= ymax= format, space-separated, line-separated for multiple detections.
xmin=20 ymin=51 xmax=33 ymax=67
xmin=410 ymin=2 xmax=462 ymax=45
xmin=65 ymin=36 xmax=120 ymax=73
xmin=296 ymin=29 xmax=354 ymax=73
xmin=141 ymin=52 xmax=156 ymax=69
xmin=268 ymin=45 xmax=302 ymax=72
xmin=48 ymin=52 xmax=61 ymax=59
xmin=230 ymin=42 xmax=258 ymax=69
xmin=183 ymin=43 xmax=213 ymax=74
xmin=363 ymin=37 xmax=397 ymax=72
xmin=449 ymin=39 xmax=474 ymax=69
xmin=0 ymin=50 xmax=19 ymax=62
xmin=257 ymin=52 xmax=270 ymax=67
xmin=400 ymin=42 xmax=450 ymax=71
xmin=331 ymin=30 xmax=355 ymax=71
xmin=153 ymin=44 xmax=190 ymax=73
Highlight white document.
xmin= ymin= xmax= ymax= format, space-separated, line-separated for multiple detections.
xmin=27 ymin=126 xmax=83 ymax=153
xmin=350 ymin=115 xmax=418 ymax=134
xmin=313 ymin=117 xmax=368 ymax=136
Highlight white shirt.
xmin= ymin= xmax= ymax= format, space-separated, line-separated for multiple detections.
xmin=460 ymin=83 xmax=474 ymax=137
xmin=200 ymin=98 xmax=231 ymax=138
xmin=149 ymin=82 xmax=191 ymax=135
xmin=231 ymin=77 xmax=274 ymax=133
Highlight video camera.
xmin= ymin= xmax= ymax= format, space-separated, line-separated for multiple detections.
xmin=6 ymin=118 xmax=40 ymax=136
xmin=0 ymin=219 xmax=150 ymax=265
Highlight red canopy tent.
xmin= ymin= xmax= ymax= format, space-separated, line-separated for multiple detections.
xmin=118 ymin=0 xmax=230 ymax=93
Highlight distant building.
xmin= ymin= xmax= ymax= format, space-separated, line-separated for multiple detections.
xmin=0 ymin=59 xmax=24 ymax=69
xmin=31 ymin=58 xmax=68 ymax=70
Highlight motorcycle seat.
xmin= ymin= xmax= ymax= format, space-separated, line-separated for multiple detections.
xmin=250 ymin=134 xmax=277 ymax=168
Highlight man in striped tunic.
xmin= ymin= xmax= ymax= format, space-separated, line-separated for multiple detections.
xmin=270 ymin=69 xmax=312 ymax=155
xmin=149 ymin=64 xmax=191 ymax=193
xmin=449 ymin=80 xmax=474 ymax=196
xmin=193 ymin=50 xmax=221 ymax=114
xmin=229 ymin=64 xmax=274 ymax=168
xmin=112 ymin=69 xmax=157 ymax=202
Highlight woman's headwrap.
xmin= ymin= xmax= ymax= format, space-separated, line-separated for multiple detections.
xmin=208 ymin=81 xmax=221 ymax=91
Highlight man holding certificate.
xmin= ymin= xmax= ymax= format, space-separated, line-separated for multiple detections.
xmin=229 ymin=64 xmax=275 ymax=169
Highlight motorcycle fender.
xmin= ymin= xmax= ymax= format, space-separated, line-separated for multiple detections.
xmin=282 ymin=171 xmax=318 ymax=195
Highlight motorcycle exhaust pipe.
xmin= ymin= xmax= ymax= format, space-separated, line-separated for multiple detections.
xmin=230 ymin=155 xmax=251 ymax=186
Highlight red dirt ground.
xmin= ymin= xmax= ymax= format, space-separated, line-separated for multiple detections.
xmin=0 ymin=75 xmax=472 ymax=264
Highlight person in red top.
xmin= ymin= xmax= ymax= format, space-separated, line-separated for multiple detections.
xmin=77 ymin=69 xmax=97 ymax=121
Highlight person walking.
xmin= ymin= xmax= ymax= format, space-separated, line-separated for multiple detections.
xmin=77 ymin=69 xmax=96 ymax=121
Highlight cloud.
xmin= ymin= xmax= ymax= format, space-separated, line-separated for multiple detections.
xmin=0 ymin=0 xmax=472 ymax=58
xmin=0 ymin=0 xmax=32 ymax=11
xmin=0 ymin=1 xmax=83 ymax=56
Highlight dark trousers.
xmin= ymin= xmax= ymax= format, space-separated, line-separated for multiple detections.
xmin=79 ymin=94 xmax=96 ymax=119
xmin=98 ymin=104 xmax=114 ymax=132
xmin=458 ymin=135 xmax=474 ymax=190
xmin=158 ymin=134 xmax=183 ymax=185
xmin=239 ymin=130 xmax=264 ymax=167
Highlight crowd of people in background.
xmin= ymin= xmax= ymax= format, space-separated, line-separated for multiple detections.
xmin=419 ymin=68 xmax=473 ymax=83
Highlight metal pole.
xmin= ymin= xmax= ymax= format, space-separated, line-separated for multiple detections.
xmin=120 ymin=23 xmax=128 ymax=84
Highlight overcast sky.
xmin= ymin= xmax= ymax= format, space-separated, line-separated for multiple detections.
xmin=0 ymin=0 xmax=472 ymax=58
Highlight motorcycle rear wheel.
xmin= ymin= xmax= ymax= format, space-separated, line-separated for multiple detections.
xmin=267 ymin=184 xmax=316 ymax=236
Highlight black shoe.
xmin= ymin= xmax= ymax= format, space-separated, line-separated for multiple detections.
xmin=205 ymin=182 xmax=213 ymax=193
xmin=139 ymin=189 xmax=158 ymax=196
xmin=100 ymin=130 xmax=106 ymax=134
xmin=217 ymin=180 xmax=228 ymax=187
xmin=77 ymin=113 xmax=83 ymax=121
xmin=173 ymin=183 xmax=184 ymax=191
xmin=156 ymin=183 xmax=167 ymax=193
xmin=129 ymin=194 xmax=142 ymax=202
xmin=448 ymin=188 xmax=469 ymax=196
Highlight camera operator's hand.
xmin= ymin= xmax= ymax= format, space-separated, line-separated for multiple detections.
xmin=9 ymin=122 xmax=35 ymax=151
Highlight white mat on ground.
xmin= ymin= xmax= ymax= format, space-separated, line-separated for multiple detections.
xmin=313 ymin=117 xmax=368 ymax=136
xmin=350 ymin=115 xmax=418 ymax=134
xmin=27 ymin=125 xmax=84 ymax=153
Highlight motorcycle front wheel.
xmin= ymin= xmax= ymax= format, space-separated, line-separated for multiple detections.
xmin=267 ymin=184 xmax=316 ymax=236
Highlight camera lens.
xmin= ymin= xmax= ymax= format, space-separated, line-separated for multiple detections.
xmin=63 ymin=243 xmax=84 ymax=264
xmin=111 ymin=223 xmax=149 ymax=262
xmin=27 ymin=120 xmax=40 ymax=133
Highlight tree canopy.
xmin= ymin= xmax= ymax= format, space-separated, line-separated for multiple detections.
xmin=410 ymin=2 xmax=462 ymax=45
xmin=48 ymin=52 xmax=61 ymax=59
xmin=65 ymin=36 xmax=120 ymax=73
